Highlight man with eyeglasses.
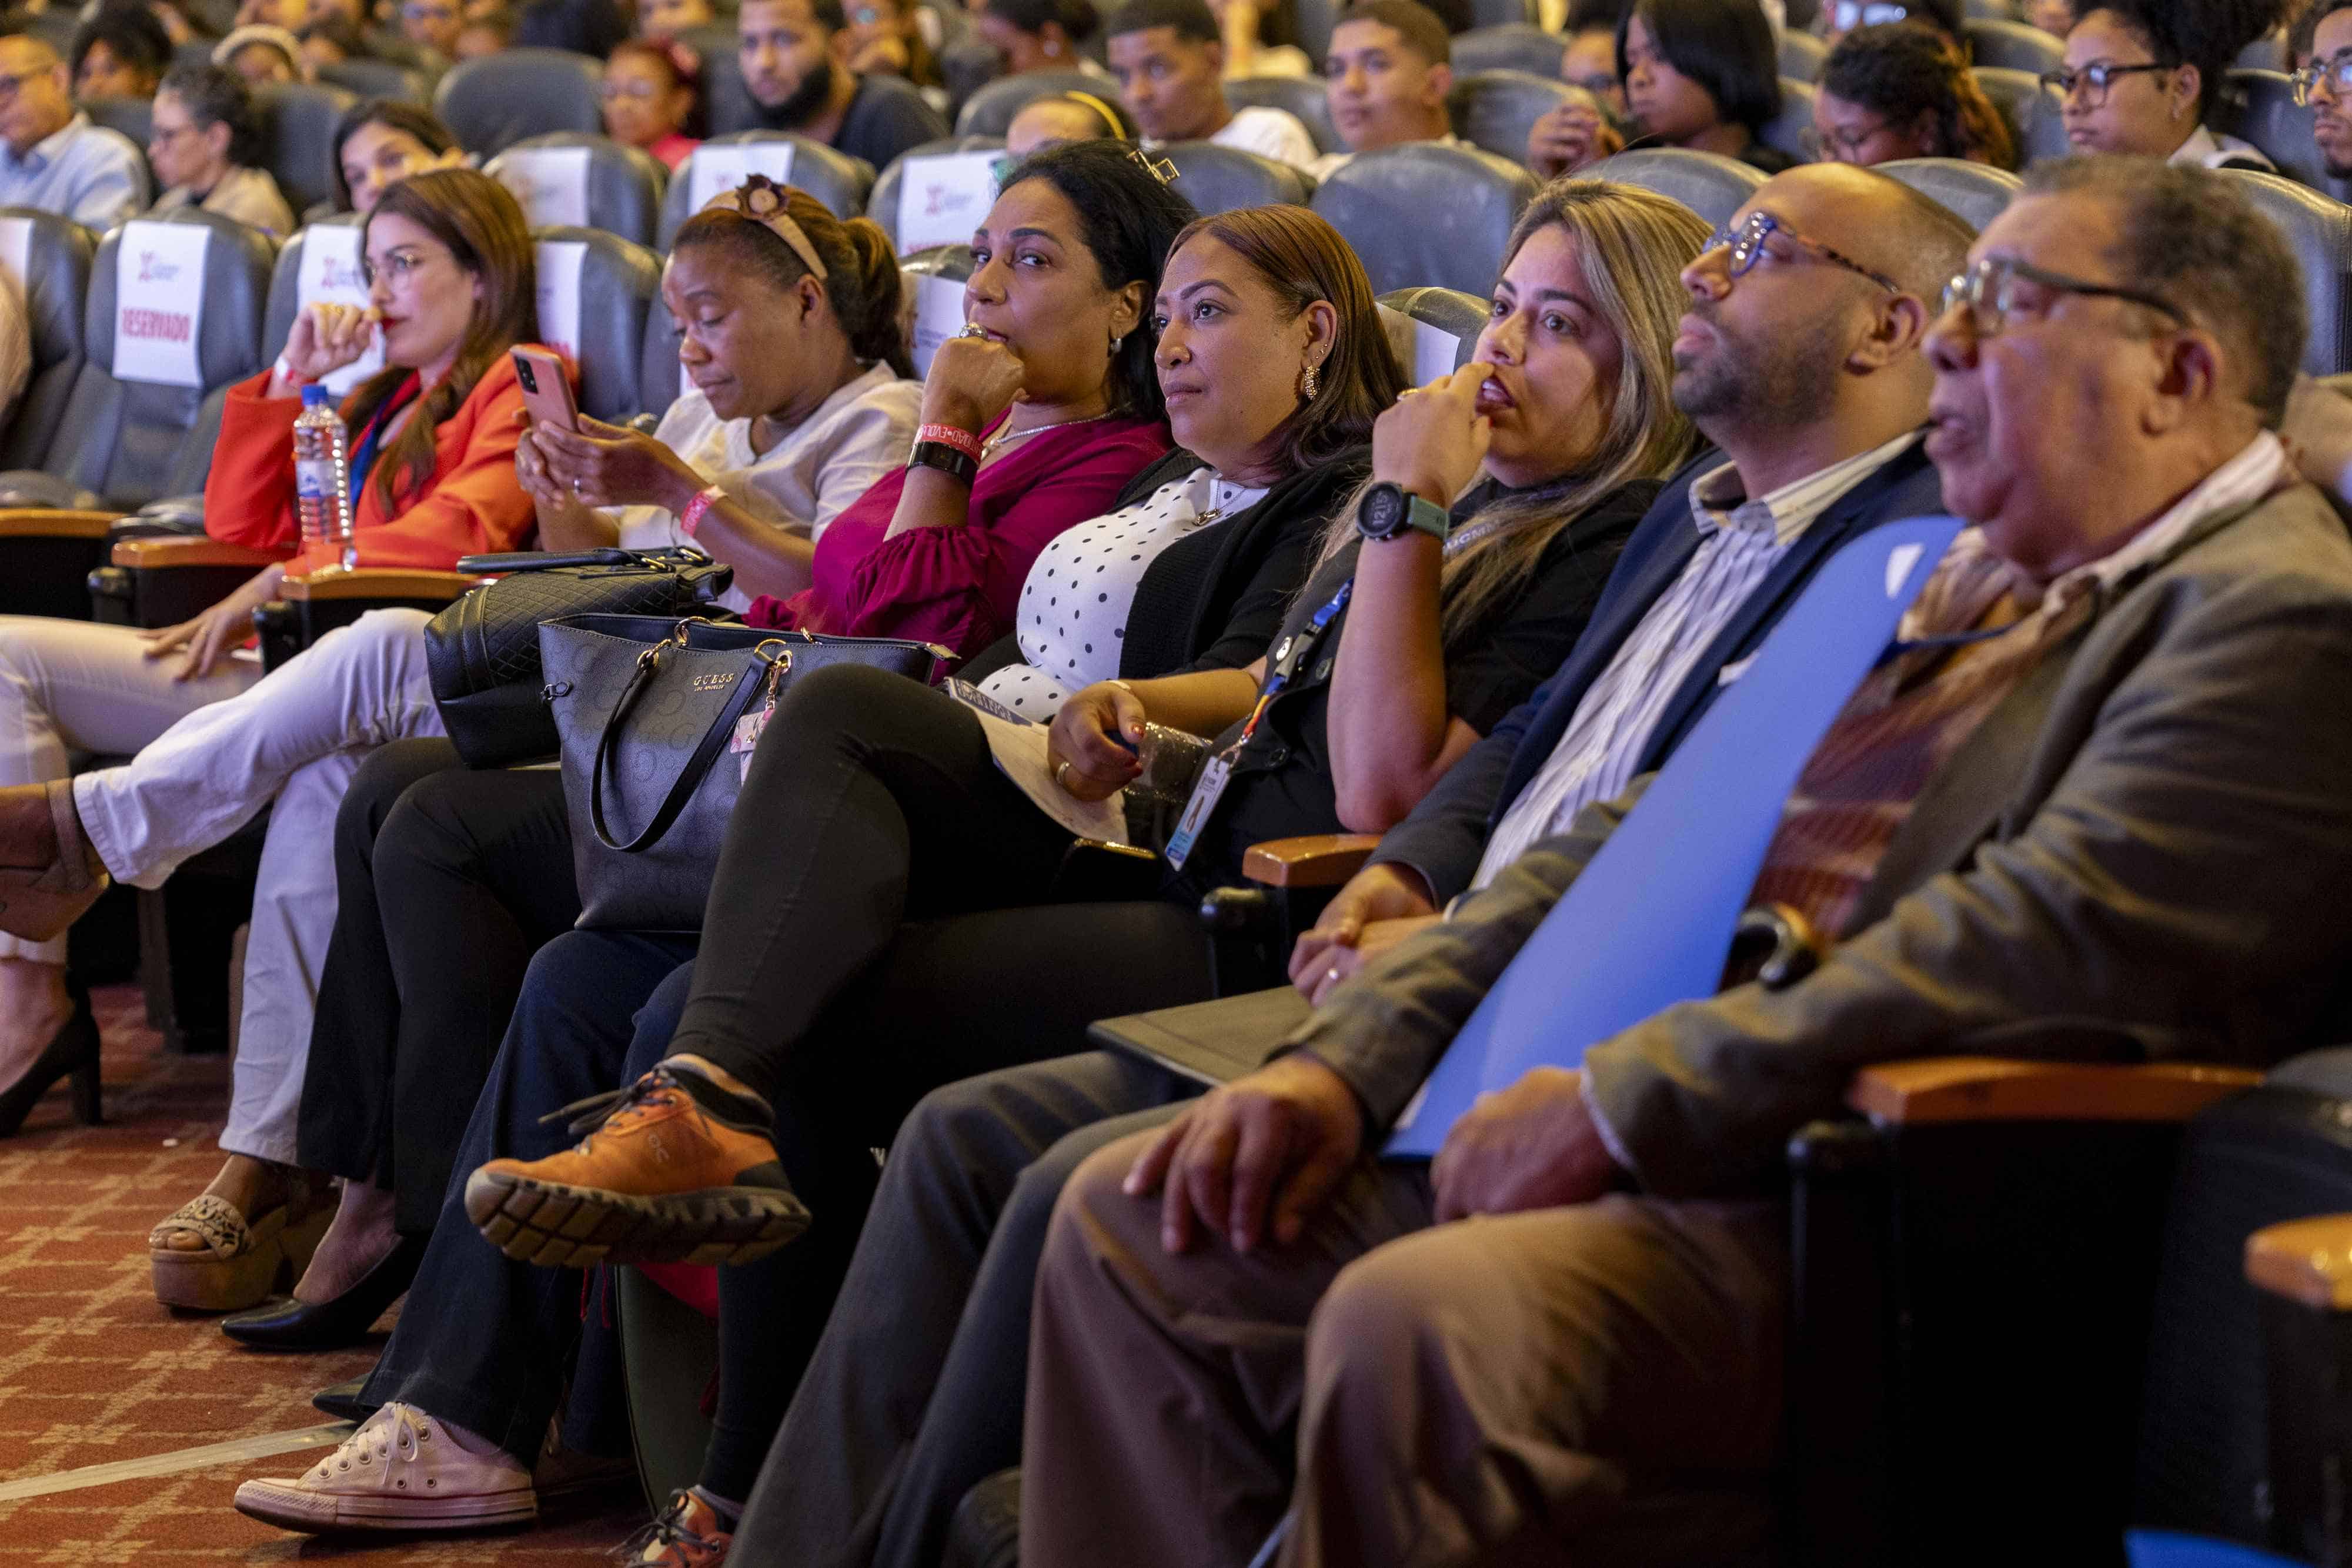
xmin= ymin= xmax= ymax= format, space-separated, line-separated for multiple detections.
xmin=1015 ymin=156 xmax=2352 ymax=1566
xmin=2046 ymin=1 xmax=2275 ymax=168
xmin=2291 ymin=0 xmax=2352 ymax=176
xmin=0 ymin=32 xmax=146 ymax=227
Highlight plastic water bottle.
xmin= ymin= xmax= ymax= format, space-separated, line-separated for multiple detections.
xmin=293 ymin=384 xmax=357 ymax=571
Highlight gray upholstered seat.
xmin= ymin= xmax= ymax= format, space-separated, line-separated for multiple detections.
xmin=0 ymin=207 xmax=97 ymax=472
xmin=1292 ymin=0 xmax=1339 ymax=67
xmin=532 ymin=225 xmax=663 ymax=423
xmin=2224 ymin=170 xmax=2352 ymax=376
xmin=898 ymin=242 xmax=975 ymax=377
xmin=1875 ymin=156 xmax=2019 ymax=233
xmin=258 ymin=212 xmax=360 ymax=372
xmin=954 ymin=71 xmax=1124 ymax=137
xmin=254 ymin=81 xmax=358 ymax=221
xmin=1450 ymin=23 xmax=1564 ymax=79
xmin=1964 ymin=17 xmax=2062 ymax=74
xmin=2236 ymin=31 xmax=2287 ymax=72
xmin=485 ymin=132 xmax=668 ymax=250
xmin=1308 ymin=142 xmax=1537 ymax=296
xmin=1974 ymin=65 xmax=2066 ymax=165
xmin=2213 ymin=69 xmax=2331 ymax=189
xmin=1759 ymin=75 xmax=1815 ymax=163
xmin=316 ymin=58 xmax=431 ymax=105
xmin=1779 ymin=30 xmax=1827 ymax=83
xmin=1225 ymin=74 xmax=1339 ymax=155
xmin=1163 ymin=142 xmax=1313 ymax=213
xmin=1448 ymin=68 xmax=1574 ymax=164
xmin=868 ymin=134 xmax=1005 ymax=250
xmin=432 ymin=48 xmax=604 ymax=156
xmin=1466 ymin=0 xmax=1534 ymax=31
xmin=41 ymin=208 xmax=275 ymax=508
xmin=1582 ymin=147 xmax=1763 ymax=230
xmin=77 ymin=93 xmax=154 ymax=196
xmin=1377 ymin=284 xmax=1485 ymax=380
xmin=658 ymin=132 xmax=875 ymax=246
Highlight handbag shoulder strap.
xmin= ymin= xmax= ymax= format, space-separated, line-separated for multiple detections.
xmin=589 ymin=643 xmax=783 ymax=852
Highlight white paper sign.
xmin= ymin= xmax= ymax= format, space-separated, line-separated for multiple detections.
xmin=535 ymin=238 xmax=587 ymax=366
xmin=490 ymin=146 xmax=592 ymax=230
xmin=1377 ymin=302 xmax=1462 ymax=386
xmin=112 ymin=220 xmax=211 ymax=389
xmin=687 ymin=141 xmax=795 ymax=215
xmin=896 ymin=151 xmax=1000 ymax=255
xmin=908 ymin=272 xmax=966 ymax=379
xmin=295 ymin=223 xmax=385 ymax=396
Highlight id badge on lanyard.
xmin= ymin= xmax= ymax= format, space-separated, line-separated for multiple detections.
xmin=1164 ymin=580 xmax=1352 ymax=870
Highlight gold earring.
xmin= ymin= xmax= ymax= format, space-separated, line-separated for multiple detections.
xmin=1299 ymin=363 xmax=1319 ymax=399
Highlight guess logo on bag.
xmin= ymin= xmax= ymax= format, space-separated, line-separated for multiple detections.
xmin=691 ymin=670 xmax=739 ymax=691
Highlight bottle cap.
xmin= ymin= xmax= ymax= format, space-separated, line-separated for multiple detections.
xmin=300 ymin=383 xmax=332 ymax=407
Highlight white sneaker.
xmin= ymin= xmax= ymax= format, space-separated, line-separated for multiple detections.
xmin=233 ymin=1402 xmax=537 ymax=1533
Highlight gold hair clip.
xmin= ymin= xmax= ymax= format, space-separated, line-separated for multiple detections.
xmin=1127 ymin=146 xmax=1177 ymax=185
xmin=700 ymin=173 xmax=828 ymax=281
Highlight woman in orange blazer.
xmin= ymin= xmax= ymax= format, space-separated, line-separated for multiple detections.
xmin=0 ymin=169 xmax=548 ymax=1290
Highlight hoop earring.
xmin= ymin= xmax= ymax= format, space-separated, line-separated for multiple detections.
xmin=1299 ymin=362 xmax=1319 ymax=400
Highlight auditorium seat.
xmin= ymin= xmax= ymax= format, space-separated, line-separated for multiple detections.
xmin=2224 ymin=170 xmax=2352 ymax=375
xmin=29 ymin=209 xmax=274 ymax=510
xmin=1225 ymin=75 xmax=1340 ymax=156
xmin=2212 ymin=69 xmax=2330 ymax=191
xmin=254 ymin=82 xmax=358 ymax=223
xmin=1163 ymin=142 xmax=1314 ymax=213
xmin=485 ymin=132 xmax=667 ymax=250
xmin=870 ymin=134 xmax=1006 ymax=251
xmin=1446 ymin=68 xmax=1574 ymax=165
xmin=78 ymin=94 xmax=155 ymax=193
xmin=316 ymin=58 xmax=432 ymax=106
xmin=432 ymin=48 xmax=605 ymax=157
xmin=1449 ymin=22 xmax=1565 ymax=79
xmin=1974 ymin=65 xmax=2068 ymax=165
xmin=1465 ymin=0 xmax=1534 ymax=31
xmin=1760 ymin=76 xmax=1816 ymax=164
xmin=1292 ymin=0 xmax=1339 ymax=66
xmin=1377 ymin=284 xmax=1484 ymax=383
xmin=657 ymin=133 xmax=875 ymax=246
xmin=1875 ymin=156 xmax=2019 ymax=232
xmin=532 ymin=226 xmax=664 ymax=424
xmin=1780 ymin=29 xmax=1828 ymax=83
xmin=954 ymin=71 xmax=1125 ymax=137
xmin=898 ymin=242 xmax=975 ymax=377
xmin=692 ymin=42 xmax=770 ymax=138
xmin=2233 ymin=31 xmax=2287 ymax=73
xmin=0 ymin=208 xmax=96 ymax=475
xmin=1308 ymin=142 xmax=1536 ymax=295
xmin=1963 ymin=16 xmax=2063 ymax=74
xmin=1963 ymin=0 xmax=2016 ymax=16
xmin=1583 ymin=146 xmax=1765 ymax=231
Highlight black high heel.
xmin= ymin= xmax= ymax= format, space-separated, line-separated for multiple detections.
xmin=0 ymin=987 xmax=99 ymax=1137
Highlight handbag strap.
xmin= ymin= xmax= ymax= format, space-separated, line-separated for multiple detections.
xmin=589 ymin=640 xmax=787 ymax=852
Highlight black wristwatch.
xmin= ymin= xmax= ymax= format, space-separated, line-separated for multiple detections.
xmin=1355 ymin=481 xmax=1450 ymax=543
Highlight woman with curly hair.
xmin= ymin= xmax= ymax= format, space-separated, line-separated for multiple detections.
xmin=1813 ymin=21 xmax=2018 ymax=169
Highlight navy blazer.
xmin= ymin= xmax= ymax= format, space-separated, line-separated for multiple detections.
xmin=1372 ymin=436 xmax=1949 ymax=905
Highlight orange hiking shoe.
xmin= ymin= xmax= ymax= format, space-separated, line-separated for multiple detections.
xmin=622 ymin=1489 xmax=734 ymax=1566
xmin=464 ymin=1063 xmax=808 ymax=1269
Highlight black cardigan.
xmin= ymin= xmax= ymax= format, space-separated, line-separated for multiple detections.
xmin=958 ymin=444 xmax=1372 ymax=684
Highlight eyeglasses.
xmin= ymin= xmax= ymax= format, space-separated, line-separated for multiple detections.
xmin=359 ymin=246 xmax=443 ymax=286
xmin=1937 ymin=255 xmax=2187 ymax=336
xmin=1828 ymin=1 xmax=1910 ymax=31
xmin=2293 ymin=51 xmax=2352 ymax=106
xmin=148 ymin=122 xmax=200 ymax=146
xmin=1799 ymin=118 xmax=1887 ymax=161
xmin=602 ymin=79 xmax=662 ymax=100
xmin=1700 ymin=210 xmax=1901 ymax=294
xmin=2037 ymin=60 xmax=2170 ymax=108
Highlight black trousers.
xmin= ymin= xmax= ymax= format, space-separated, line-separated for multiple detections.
xmin=295 ymin=740 xmax=581 ymax=1233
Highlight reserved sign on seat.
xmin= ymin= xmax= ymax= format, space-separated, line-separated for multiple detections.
xmin=113 ymin=219 xmax=212 ymax=390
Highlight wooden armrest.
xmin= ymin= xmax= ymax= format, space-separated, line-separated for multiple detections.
xmin=1848 ymin=1057 xmax=2261 ymax=1125
xmin=2246 ymin=1215 xmax=2352 ymax=1310
xmin=109 ymin=537 xmax=295 ymax=569
xmin=1242 ymin=834 xmax=1382 ymax=889
xmin=0 ymin=509 xmax=123 ymax=539
xmin=278 ymin=567 xmax=487 ymax=602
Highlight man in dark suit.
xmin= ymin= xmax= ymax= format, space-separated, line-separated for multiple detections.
xmin=719 ymin=162 xmax=1975 ymax=1568
xmin=1020 ymin=158 xmax=2352 ymax=1567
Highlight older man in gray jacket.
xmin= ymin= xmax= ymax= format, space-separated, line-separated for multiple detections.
xmin=1019 ymin=156 xmax=2352 ymax=1568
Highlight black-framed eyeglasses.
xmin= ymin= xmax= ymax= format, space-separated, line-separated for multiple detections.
xmin=2294 ymin=51 xmax=2352 ymax=106
xmin=2037 ymin=59 xmax=2170 ymax=108
xmin=1700 ymin=210 xmax=1901 ymax=294
xmin=1799 ymin=116 xmax=1889 ymax=162
xmin=1938 ymin=255 xmax=2187 ymax=337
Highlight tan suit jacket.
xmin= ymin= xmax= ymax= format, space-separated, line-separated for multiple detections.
xmin=1284 ymin=482 xmax=2352 ymax=1197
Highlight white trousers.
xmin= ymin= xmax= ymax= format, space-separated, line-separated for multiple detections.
xmin=0 ymin=610 xmax=446 ymax=1164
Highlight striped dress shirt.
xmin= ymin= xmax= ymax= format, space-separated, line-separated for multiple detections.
xmin=1470 ymin=430 xmax=1923 ymax=891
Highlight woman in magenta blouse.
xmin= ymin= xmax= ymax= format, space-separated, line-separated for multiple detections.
xmin=741 ymin=141 xmax=1186 ymax=658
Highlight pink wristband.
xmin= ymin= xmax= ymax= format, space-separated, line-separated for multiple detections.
xmin=679 ymin=483 xmax=724 ymax=539
xmin=917 ymin=422 xmax=983 ymax=462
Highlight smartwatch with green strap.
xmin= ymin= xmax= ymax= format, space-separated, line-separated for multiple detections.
xmin=1355 ymin=480 xmax=1450 ymax=543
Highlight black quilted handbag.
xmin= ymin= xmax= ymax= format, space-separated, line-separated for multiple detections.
xmin=539 ymin=614 xmax=949 ymax=931
xmin=423 ymin=547 xmax=737 ymax=767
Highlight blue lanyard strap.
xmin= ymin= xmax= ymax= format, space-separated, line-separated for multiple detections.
xmin=1230 ymin=579 xmax=1354 ymax=755
xmin=345 ymin=372 xmax=422 ymax=506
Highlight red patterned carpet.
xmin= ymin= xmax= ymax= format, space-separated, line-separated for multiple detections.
xmin=0 ymin=986 xmax=642 ymax=1562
